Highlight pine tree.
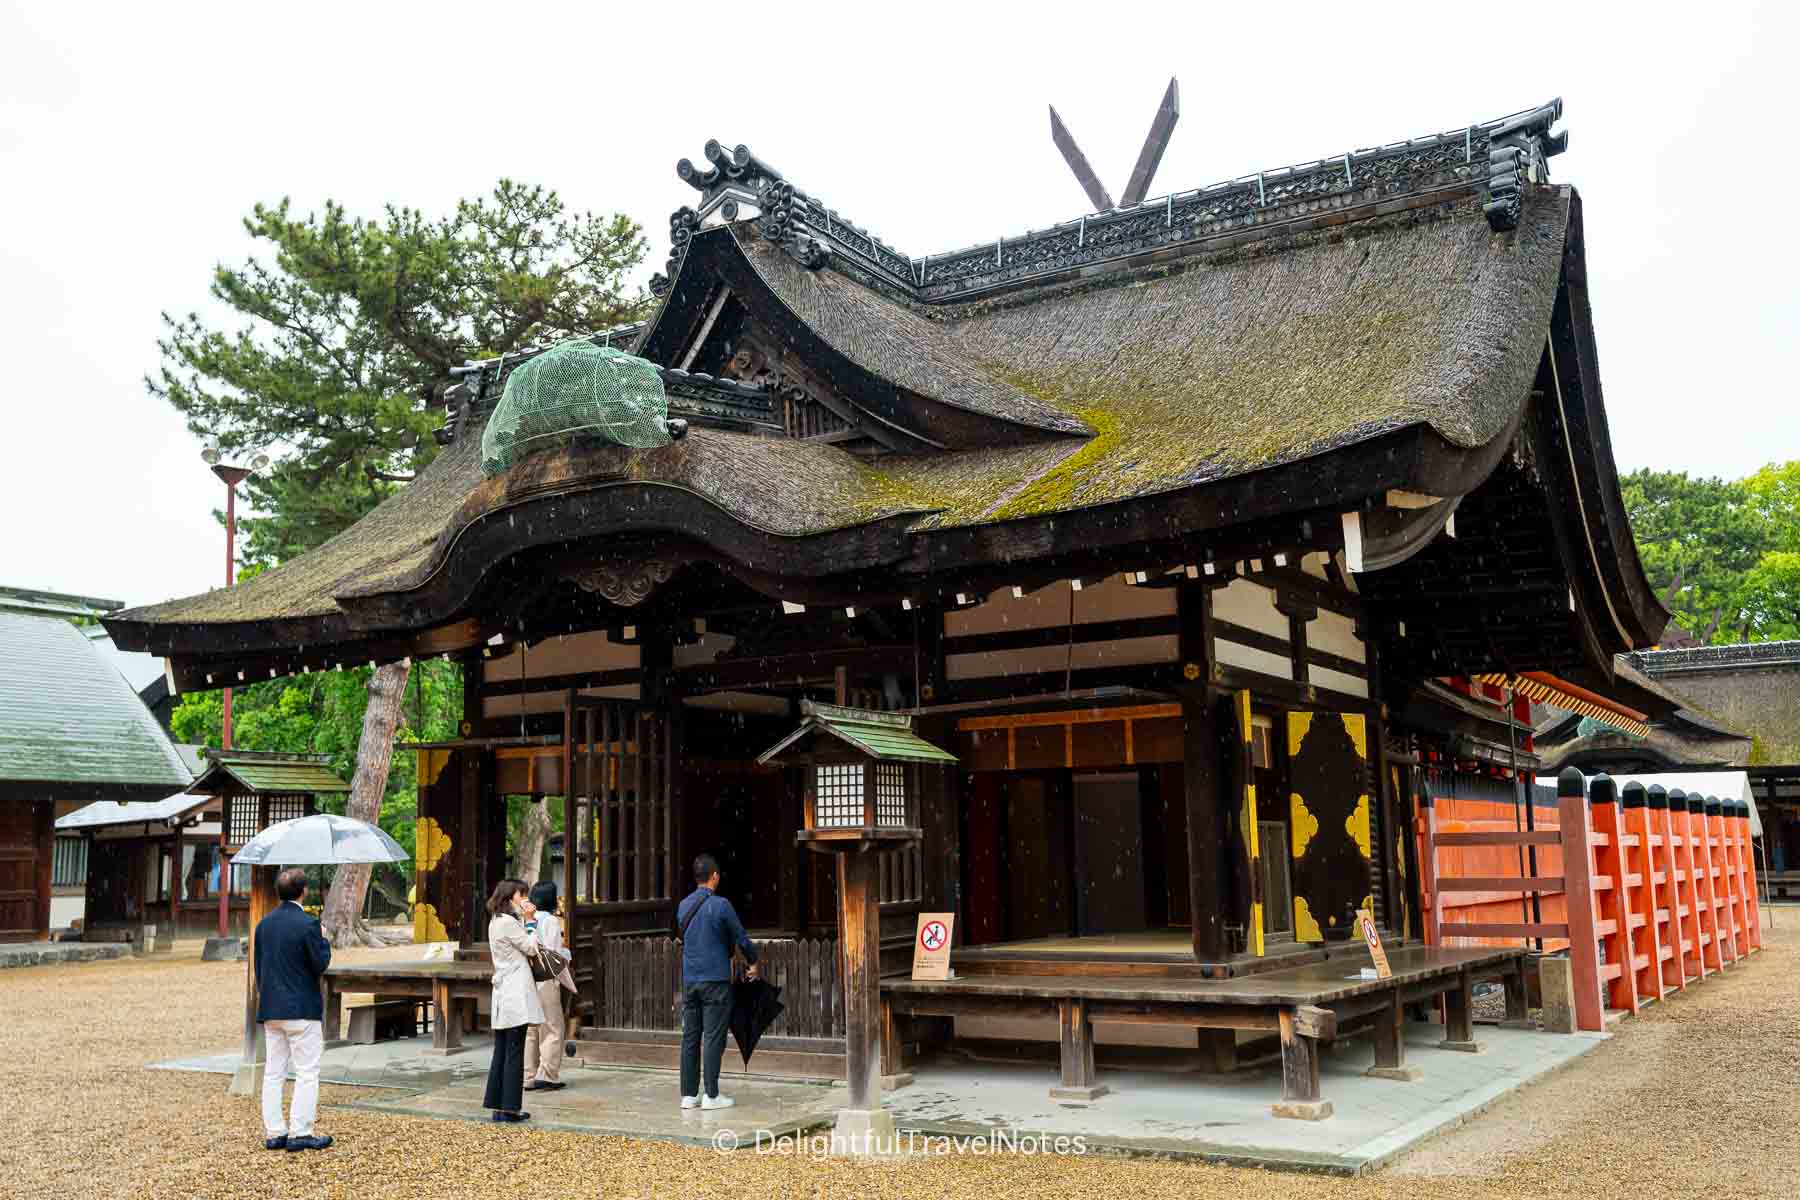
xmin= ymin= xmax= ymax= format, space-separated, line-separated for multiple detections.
xmin=151 ymin=181 xmax=649 ymax=944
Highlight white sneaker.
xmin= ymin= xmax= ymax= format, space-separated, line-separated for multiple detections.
xmin=680 ymin=1095 xmax=700 ymax=1110
xmin=701 ymin=1094 xmax=735 ymax=1110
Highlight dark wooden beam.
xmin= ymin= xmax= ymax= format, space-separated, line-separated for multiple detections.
xmin=942 ymin=614 xmax=1178 ymax=658
xmin=1177 ymin=580 xmax=1226 ymax=962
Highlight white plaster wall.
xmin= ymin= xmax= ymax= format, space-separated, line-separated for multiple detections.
xmin=1211 ymin=579 xmax=1287 ymax=638
xmin=1309 ymin=609 xmax=1365 ymax=664
xmin=947 ymin=635 xmax=1178 ymax=681
xmin=946 ymin=576 xmax=1175 ymax=638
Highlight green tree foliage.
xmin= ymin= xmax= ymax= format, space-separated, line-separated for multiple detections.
xmin=1623 ymin=463 xmax=1800 ymax=643
xmin=153 ymin=182 xmax=649 ymax=924
xmin=170 ymin=660 xmax=463 ymax=887
xmin=148 ymin=181 xmax=649 ymax=564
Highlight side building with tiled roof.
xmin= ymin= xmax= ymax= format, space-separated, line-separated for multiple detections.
xmin=0 ymin=589 xmax=194 ymax=941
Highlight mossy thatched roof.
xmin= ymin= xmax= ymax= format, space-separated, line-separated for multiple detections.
xmin=114 ymin=187 xmax=1569 ymax=636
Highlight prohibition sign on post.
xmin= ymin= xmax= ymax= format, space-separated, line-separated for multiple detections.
xmin=913 ymin=912 xmax=955 ymax=980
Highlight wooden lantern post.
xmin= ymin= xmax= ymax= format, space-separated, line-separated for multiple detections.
xmin=757 ymin=702 xmax=955 ymax=1153
xmin=227 ymin=864 xmax=279 ymax=1097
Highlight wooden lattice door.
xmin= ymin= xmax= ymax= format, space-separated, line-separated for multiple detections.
xmin=571 ymin=700 xmax=675 ymax=909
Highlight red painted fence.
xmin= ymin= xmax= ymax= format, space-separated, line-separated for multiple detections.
xmin=1418 ymin=770 xmax=1762 ymax=1032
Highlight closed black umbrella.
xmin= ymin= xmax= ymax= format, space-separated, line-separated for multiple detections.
xmin=730 ymin=977 xmax=784 ymax=1067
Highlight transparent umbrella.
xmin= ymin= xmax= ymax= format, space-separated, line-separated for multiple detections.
xmin=230 ymin=813 xmax=408 ymax=866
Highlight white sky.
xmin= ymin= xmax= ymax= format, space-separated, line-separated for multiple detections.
xmin=2 ymin=1 xmax=1795 ymax=610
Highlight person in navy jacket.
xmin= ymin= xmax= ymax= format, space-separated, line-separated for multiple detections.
xmin=676 ymin=853 xmax=758 ymax=1110
xmin=254 ymin=867 xmax=333 ymax=1152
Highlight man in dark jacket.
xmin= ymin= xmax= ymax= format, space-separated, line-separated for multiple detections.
xmin=254 ymin=867 xmax=333 ymax=1151
xmin=677 ymin=853 xmax=757 ymax=1110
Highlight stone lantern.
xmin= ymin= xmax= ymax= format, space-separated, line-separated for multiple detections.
xmin=757 ymin=701 xmax=955 ymax=1152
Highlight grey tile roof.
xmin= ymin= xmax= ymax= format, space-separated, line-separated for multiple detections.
xmin=0 ymin=611 xmax=193 ymax=788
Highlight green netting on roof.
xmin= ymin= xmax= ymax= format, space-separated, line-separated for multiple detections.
xmin=481 ymin=341 xmax=672 ymax=477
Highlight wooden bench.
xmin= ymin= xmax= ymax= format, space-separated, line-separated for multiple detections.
xmin=881 ymin=945 xmax=1526 ymax=1120
xmin=345 ymin=999 xmax=421 ymax=1045
xmin=322 ymin=962 xmax=492 ymax=1056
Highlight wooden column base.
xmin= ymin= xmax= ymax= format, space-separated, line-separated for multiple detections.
xmin=1051 ymin=997 xmax=1108 ymax=1101
xmin=421 ymin=976 xmax=468 ymax=1057
xmin=1365 ymin=993 xmax=1420 ymax=1081
xmin=1439 ymin=966 xmax=1481 ymax=1052
xmin=1275 ymin=1006 xmax=1331 ymax=1120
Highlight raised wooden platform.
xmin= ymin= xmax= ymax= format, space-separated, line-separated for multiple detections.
xmin=952 ymin=931 xmax=1341 ymax=978
xmin=883 ymin=945 xmax=1528 ymax=1117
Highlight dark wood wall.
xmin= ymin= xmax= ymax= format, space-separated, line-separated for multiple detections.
xmin=0 ymin=798 xmax=52 ymax=942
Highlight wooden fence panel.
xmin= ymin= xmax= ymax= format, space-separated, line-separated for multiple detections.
xmin=595 ymin=935 xmax=844 ymax=1039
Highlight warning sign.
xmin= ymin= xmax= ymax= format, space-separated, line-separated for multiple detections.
xmin=1357 ymin=909 xmax=1391 ymax=980
xmin=912 ymin=913 xmax=954 ymax=981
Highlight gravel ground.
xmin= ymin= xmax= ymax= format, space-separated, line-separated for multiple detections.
xmin=0 ymin=923 xmax=1793 ymax=1200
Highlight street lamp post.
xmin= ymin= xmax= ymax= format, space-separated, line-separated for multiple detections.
xmin=202 ymin=448 xmax=267 ymax=937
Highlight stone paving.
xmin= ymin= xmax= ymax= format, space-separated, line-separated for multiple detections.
xmin=154 ymin=1016 xmax=1603 ymax=1172
xmin=0 ymin=940 xmax=127 ymax=969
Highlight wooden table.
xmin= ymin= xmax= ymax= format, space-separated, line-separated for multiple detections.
xmin=882 ymin=945 xmax=1526 ymax=1119
xmin=322 ymin=961 xmax=493 ymax=1055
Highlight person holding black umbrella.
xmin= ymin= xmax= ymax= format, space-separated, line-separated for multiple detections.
xmin=676 ymin=854 xmax=757 ymax=1110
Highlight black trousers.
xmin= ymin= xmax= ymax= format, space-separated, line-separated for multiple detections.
xmin=484 ymin=1024 xmax=527 ymax=1113
xmin=679 ymin=980 xmax=732 ymax=1099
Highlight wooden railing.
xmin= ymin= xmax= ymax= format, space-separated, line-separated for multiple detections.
xmin=1419 ymin=770 xmax=1762 ymax=1032
xmin=593 ymin=935 xmax=844 ymax=1038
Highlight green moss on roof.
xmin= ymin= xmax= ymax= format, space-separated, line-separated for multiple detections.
xmin=115 ymin=192 xmax=1572 ymax=633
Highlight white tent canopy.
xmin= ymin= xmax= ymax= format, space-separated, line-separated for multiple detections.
xmin=1536 ymin=770 xmax=1762 ymax=838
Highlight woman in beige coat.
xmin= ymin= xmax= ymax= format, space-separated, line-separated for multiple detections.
xmin=483 ymin=879 xmax=545 ymax=1122
xmin=524 ymin=880 xmax=577 ymax=1091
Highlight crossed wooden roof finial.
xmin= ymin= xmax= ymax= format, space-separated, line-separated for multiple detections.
xmin=1049 ymin=77 xmax=1180 ymax=212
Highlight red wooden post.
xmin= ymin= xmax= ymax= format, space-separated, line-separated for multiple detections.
xmin=1417 ymin=777 xmax=1441 ymax=947
xmin=1649 ymin=786 xmax=1687 ymax=992
xmin=1738 ymin=798 xmax=1763 ymax=951
xmin=1672 ymin=791 xmax=1707 ymax=982
xmin=1587 ymin=776 xmax=1637 ymax=1015
xmin=1709 ymin=796 xmax=1740 ymax=964
xmin=1620 ymin=783 xmax=1663 ymax=1004
xmin=1556 ymin=769 xmax=1604 ymax=1033
xmin=1689 ymin=793 xmax=1722 ymax=973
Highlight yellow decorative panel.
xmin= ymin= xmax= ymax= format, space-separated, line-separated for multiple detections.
xmin=1291 ymin=792 xmax=1319 ymax=859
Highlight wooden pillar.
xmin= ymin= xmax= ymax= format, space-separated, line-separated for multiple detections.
xmin=32 ymin=799 xmax=52 ymax=940
xmin=458 ymin=746 xmax=481 ymax=945
xmin=1556 ymin=768 xmax=1605 ymax=1033
xmin=1709 ymin=797 xmax=1739 ymax=964
xmin=228 ymin=865 xmax=278 ymax=1097
xmin=1693 ymin=793 xmax=1722 ymax=971
xmin=1650 ymin=786 xmax=1688 ymax=992
xmin=1738 ymin=799 xmax=1763 ymax=950
xmin=1417 ymin=778 xmax=1441 ymax=946
xmin=1051 ymin=997 xmax=1107 ymax=1100
xmin=1273 ymin=1005 xmax=1333 ymax=1120
xmin=166 ymin=831 xmax=180 ymax=941
xmin=562 ymin=690 xmax=578 ymax=944
xmin=1672 ymin=791 xmax=1706 ymax=982
xmin=1181 ymin=689 xmax=1225 ymax=963
xmin=1439 ymin=967 xmax=1481 ymax=1052
xmin=1365 ymin=993 xmax=1419 ymax=1081
xmin=1622 ymin=783 xmax=1663 ymax=1003
xmin=837 ymin=849 xmax=882 ymax=1112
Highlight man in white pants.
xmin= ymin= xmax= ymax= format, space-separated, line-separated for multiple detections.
xmin=254 ymin=867 xmax=333 ymax=1151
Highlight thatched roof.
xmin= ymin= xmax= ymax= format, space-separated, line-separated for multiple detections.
xmin=112 ymin=186 xmax=1572 ymax=639
xmin=112 ymin=97 xmax=1646 ymax=680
